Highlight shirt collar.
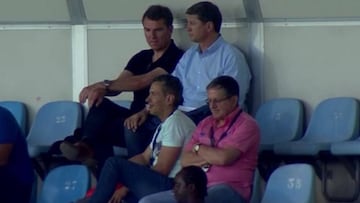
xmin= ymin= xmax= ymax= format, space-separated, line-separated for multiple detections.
xmin=154 ymin=39 xmax=175 ymax=54
xmin=196 ymin=35 xmax=224 ymax=54
xmin=211 ymin=106 xmax=241 ymax=128
xmin=168 ymin=39 xmax=176 ymax=48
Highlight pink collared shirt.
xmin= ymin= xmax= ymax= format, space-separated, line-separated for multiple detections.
xmin=185 ymin=107 xmax=260 ymax=201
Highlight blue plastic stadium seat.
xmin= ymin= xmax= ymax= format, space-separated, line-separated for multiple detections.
xmin=255 ymin=98 xmax=304 ymax=152
xmin=250 ymin=169 xmax=263 ymax=203
xmin=274 ymin=97 xmax=359 ymax=156
xmin=329 ymin=131 xmax=360 ymax=202
xmin=37 ymin=165 xmax=90 ymax=203
xmin=331 ymin=139 xmax=360 ymax=155
xmin=261 ymin=164 xmax=316 ymax=203
xmin=27 ymin=101 xmax=83 ymax=157
xmin=0 ymin=101 xmax=27 ymax=134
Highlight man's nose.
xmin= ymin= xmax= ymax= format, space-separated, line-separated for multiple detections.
xmin=149 ymin=31 xmax=156 ymax=38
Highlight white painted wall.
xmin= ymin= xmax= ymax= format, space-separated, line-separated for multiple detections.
xmin=264 ymin=23 xmax=360 ymax=121
xmin=1 ymin=0 xmax=360 ymax=140
xmin=0 ymin=23 xmax=250 ymax=128
xmin=0 ymin=27 xmax=72 ymax=130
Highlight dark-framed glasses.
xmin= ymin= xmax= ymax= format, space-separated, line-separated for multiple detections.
xmin=206 ymin=96 xmax=231 ymax=105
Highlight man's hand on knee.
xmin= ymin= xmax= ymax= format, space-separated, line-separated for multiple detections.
xmin=124 ymin=108 xmax=148 ymax=132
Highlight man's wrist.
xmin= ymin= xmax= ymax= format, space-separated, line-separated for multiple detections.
xmin=103 ymin=79 xmax=112 ymax=91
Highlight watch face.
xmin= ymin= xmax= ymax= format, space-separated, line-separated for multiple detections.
xmin=104 ymin=80 xmax=111 ymax=87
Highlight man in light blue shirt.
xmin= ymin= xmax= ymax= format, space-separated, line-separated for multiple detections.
xmin=125 ymin=1 xmax=251 ymax=154
xmin=172 ymin=1 xmax=250 ymax=112
xmin=173 ymin=36 xmax=250 ymax=110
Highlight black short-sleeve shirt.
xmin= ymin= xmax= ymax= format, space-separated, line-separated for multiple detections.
xmin=124 ymin=40 xmax=183 ymax=112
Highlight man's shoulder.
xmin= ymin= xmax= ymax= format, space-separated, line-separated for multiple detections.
xmin=236 ymin=112 xmax=260 ymax=133
xmin=164 ymin=43 xmax=185 ymax=60
xmin=126 ymin=49 xmax=153 ymax=64
xmin=183 ymin=44 xmax=199 ymax=55
xmin=134 ymin=49 xmax=153 ymax=56
xmin=168 ymin=40 xmax=185 ymax=53
xmin=219 ymin=41 xmax=245 ymax=57
xmin=196 ymin=115 xmax=213 ymax=127
xmin=239 ymin=111 xmax=257 ymax=123
xmin=167 ymin=110 xmax=196 ymax=127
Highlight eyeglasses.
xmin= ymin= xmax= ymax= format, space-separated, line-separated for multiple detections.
xmin=206 ymin=96 xmax=231 ymax=105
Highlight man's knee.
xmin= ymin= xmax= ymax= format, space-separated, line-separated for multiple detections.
xmin=138 ymin=197 xmax=150 ymax=203
xmin=206 ymin=184 xmax=246 ymax=203
xmin=103 ymin=156 xmax=125 ymax=170
xmin=138 ymin=190 xmax=175 ymax=203
xmin=124 ymin=126 xmax=153 ymax=157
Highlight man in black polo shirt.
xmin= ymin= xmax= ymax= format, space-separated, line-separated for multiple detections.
xmin=59 ymin=5 xmax=184 ymax=170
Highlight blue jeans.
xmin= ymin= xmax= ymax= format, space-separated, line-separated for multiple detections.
xmin=89 ymin=156 xmax=174 ymax=203
xmin=139 ymin=184 xmax=246 ymax=203
xmin=124 ymin=115 xmax=160 ymax=157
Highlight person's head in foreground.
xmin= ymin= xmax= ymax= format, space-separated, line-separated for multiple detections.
xmin=173 ymin=166 xmax=208 ymax=203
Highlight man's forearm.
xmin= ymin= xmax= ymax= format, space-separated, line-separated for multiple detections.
xmin=197 ymin=145 xmax=241 ymax=166
xmin=110 ymin=68 xmax=167 ymax=92
xmin=181 ymin=151 xmax=207 ymax=167
xmin=105 ymin=89 xmax=122 ymax=96
xmin=128 ymin=153 xmax=149 ymax=166
xmin=110 ymin=75 xmax=150 ymax=92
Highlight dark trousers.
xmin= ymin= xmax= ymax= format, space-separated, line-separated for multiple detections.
xmin=89 ymin=157 xmax=174 ymax=203
xmin=124 ymin=115 xmax=161 ymax=157
xmin=81 ymin=98 xmax=132 ymax=163
xmin=48 ymin=98 xmax=133 ymax=175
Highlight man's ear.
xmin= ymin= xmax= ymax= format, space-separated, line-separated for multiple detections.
xmin=206 ymin=21 xmax=214 ymax=32
xmin=169 ymin=25 xmax=174 ymax=33
xmin=166 ymin=94 xmax=175 ymax=105
xmin=230 ymin=95 xmax=239 ymax=106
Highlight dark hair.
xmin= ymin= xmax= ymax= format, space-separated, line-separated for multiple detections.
xmin=186 ymin=1 xmax=222 ymax=33
xmin=207 ymin=75 xmax=239 ymax=98
xmin=142 ymin=5 xmax=173 ymax=28
xmin=178 ymin=166 xmax=208 ymax=198
xmin=153 ymin=75 xmax=183 ymax=107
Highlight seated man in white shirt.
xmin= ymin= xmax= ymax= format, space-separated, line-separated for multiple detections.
xmin=86 ymin=75 xmax=196 ymax=203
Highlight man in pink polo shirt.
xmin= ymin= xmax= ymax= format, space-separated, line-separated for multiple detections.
xmin=139 ymin=75 xmax=260 ymax=203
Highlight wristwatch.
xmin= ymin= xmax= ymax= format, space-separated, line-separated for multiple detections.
xmin=103 ymin=80 xmax=112 ymax=91
xmin=193 ymin=144 xmax=201 ymax=154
